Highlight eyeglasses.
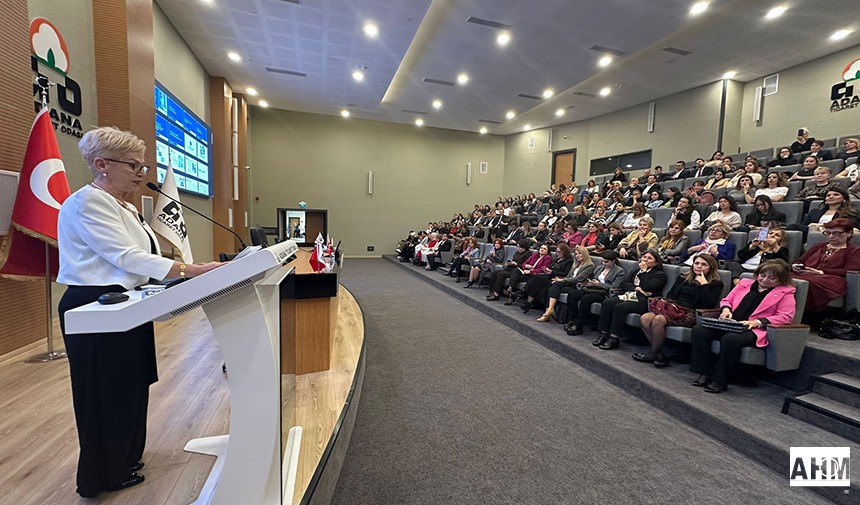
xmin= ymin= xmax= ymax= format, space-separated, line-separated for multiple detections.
xmin=104 ymin=158 xmax=149 ymax=175
xmin=823 ymin=230 xmax=847 ymax=236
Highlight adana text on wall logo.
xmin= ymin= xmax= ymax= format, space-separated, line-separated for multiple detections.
xmin=29 ymin=18 xmax=70 ymax=74
xmin=28 ymin=17 xmax=83 ymax=138
xmin=830 ymin=58 xmax=860 ymax=113
xmin=789 ymin=447 xmax=850 ymax=487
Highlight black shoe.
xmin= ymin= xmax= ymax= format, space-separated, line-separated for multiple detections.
xmin=632 ymin=351 xmax=656 ymax=363
xmin=455 ymin=277 xmax=461 ymax=283
xmin=653 ymin=353 xmax=671 ymax=368
xmin=465 ymin=281 xmax=474 ymax=288
xmin=129 ymin=461 xmax=145 ymax=472
xmin=599 ymin=337 xmax=620 ymax=350
xmin=486 ymin=294 xmax=500 ymax=301
xmin=566 ymin=325 xmax=583 ymax=336
xmin=704 ymin=382 xmax=727 ymax=394
xmin=504 ymin=296 xmax=516 ymax=306
xmin=691 ymin=375 xmax=710 ymax=387
xmin=108 ymin=472 xmax=145 ymax=492
xmin=592 ymin=333 xmax=610 ymax=346
xmin=520 ymin=302 xmax=532 ymax=313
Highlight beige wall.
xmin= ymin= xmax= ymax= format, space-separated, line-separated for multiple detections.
xmin=248 ymin=109 xmax=505 ymax=256
xmin=739 ymin=43 xmax=860 ymax=152
xmin=504 ymin=82 xmax=727 ymax=189
xmin=153 ymin=2 xmax=214 ymax=261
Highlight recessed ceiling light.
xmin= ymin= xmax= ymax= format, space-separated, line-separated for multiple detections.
xmin=626 ymin=164 xmax=633 ymax=168
xmin=340 ymin=109 xmax=350 ymax=118
xmin=496 ymin=31 xmax=511 ymax=47
xmin=522 ymin=124 xmax=531 ymax=131
xmin=831 ymin=29 xmax=853 ymax=41
xmin=599 ymin=87 xmax=611 ymax=97
xmin=415 ymin=118 xmax=424 ymax=126
xmin=505 ymin=110 xmax=516 ymax=120
xmin=722 ymin=71 xmax=737 ymax=79
xmin=555 ymin=109 xmax=565 ymax=117
xmin=689 ymin=2 xmax=709 ymax=16
xmin=432 ymin=99 xmax=443 ymax=109
xmin=352 ymin=69 xmax=365 ymax=82
xmin=246 ymin=87 xmax=258 ymax=96
xmin=200 ymin=0 xmax=213 ymax=4
xmin=228 ymin=51 xmax=241 ymax=62
xmin=765 ymin=6 xmax=787 ymax=19
xmin=479 ymin=127 xmax=488 ymax=134
xmin=457 ymin=73 xmax=469 ymax=85
xmin=363 ymin=23 xmax=379 ymax=38
xmin=259 ymin=100 xmax=269 ymax=108
xmin=598 ymin=55 xmax=613 ymax=68
xmin=542 ymin=88 xmax=554 ymax=99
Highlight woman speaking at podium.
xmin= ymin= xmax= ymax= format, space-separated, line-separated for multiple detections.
xmin=57 ymin=127 xmax=220 ymax=498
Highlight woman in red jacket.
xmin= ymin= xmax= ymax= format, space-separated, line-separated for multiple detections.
xmin=791 ymin=218 xmax=860 ymax=311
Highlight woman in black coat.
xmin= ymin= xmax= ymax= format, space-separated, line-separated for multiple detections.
xmin=486 ymin=239 xmax=532 ymax=301
xmin=563 ymin=250 xmax=627 ymax=335
xmin=738 ymin=194 xmax=787 ymax=233
xmin=520 ymin=244 xmax=573 ymax=312
xmin=593 ymin=250 xmax=667 ymax=350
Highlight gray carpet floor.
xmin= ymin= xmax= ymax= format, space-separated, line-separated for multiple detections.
xmin=331 ymin=259 xmax=830 ymax=505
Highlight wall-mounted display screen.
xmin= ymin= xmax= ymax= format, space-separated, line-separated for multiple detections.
xmin=154 ymin=81 xmax=212 ymax=197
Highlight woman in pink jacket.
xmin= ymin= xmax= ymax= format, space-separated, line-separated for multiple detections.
xmin=690 ymin=260 xmax=796 ymax=393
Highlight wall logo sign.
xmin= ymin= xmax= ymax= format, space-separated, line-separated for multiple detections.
xmin=789 ymin=447 xmax=850 ymax=487
xmin=29 ymin=18 xmax=83 ymax=138
xmin=830 ymin=58 xmax=860 ymax=113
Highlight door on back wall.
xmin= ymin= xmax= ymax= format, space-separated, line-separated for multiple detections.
xmin=552 ymin=149 xmax=576 ymax=188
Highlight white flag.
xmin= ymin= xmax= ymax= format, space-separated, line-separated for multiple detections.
xmin=149 ymin=163 xmax=193 ymax=263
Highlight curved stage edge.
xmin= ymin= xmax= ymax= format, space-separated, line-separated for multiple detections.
xmin=295 ymin=284 xmax=366 ymax=505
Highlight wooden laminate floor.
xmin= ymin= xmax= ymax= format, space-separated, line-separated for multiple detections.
xmin=0 ymin=284 xmax=364 ymax=505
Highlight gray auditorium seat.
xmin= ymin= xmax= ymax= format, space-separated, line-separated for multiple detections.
xmin=819 ymin=138 xmax=837 ymax=148
xmin=683 ymin=229 xmax=702 ymax=243
xmin=768 ymin=163 xmax=799 ymax=174
xmin=749 ymin=148 xmax=774 ymax=159
xmin=820 ymin=159 xmax=846 ymax=173
xmin=772 ymin=201 xmax=803 ymax=224
xmin=648 ymin=207 xmax=677 ymax=228
xmin=785 ymin=181 xmax=803 ymax=201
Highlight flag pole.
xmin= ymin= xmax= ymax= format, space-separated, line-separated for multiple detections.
xmin=26 ymin=242 xmax=66 ymax=362
xmin=25 ymin=78 xmax=66 ymax=363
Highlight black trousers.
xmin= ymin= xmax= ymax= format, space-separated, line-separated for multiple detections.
xmin=507 ymin=268 xmax=531 ymax=292
xmin=448 ymin=257 xmax=471 ymax=278
xmin=597 ymin=296 xmax=647 ymax=335
xmin=59 ymin=285 xmax=157 ymax=497
xmin=489 ymin=269 xmax=513 ymax=294
xmin=564 ymin=290 xmax=607 ymax=328
xmin=690 ymin=326 xmax=757 ymax=386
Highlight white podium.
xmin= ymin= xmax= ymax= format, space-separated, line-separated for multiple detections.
xmin=65 ymin=240 xmax=299 ymax=505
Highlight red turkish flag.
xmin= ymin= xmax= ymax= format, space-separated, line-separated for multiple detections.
xmin=0 ymin=107 xmax=69 ymax=280
xmin=11 ymin=107 xmax=70 ymax=242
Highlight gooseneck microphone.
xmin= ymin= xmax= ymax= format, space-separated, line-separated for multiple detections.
xmin=146 ymin=182 xmax=247 ymax=249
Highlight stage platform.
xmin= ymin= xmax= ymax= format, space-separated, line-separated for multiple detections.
xmin=384 ymin=255 xmax=859 ymax=505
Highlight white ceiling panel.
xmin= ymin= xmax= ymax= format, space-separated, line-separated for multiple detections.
xmin=155 ymin=0 xmax=860 ymax=133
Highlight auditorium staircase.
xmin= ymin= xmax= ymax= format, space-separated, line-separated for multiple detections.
xmin=386 ymin=254 xmax=860 ymax=505
xmin=783 ymin=373 xmax=860 ymax=444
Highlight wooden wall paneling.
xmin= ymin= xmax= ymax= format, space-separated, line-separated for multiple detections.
xmin=235 ymin=95 xmax=249 ymax=242
xmin=0 ymin=0 xmax=51 ymax=357
xmin=209 ymin=77 xmax=236 ymax=258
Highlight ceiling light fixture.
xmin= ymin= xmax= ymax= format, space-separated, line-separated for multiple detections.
xmin=689 ymin=2 xmax=709 ymax=16
xmin=457 ymin=73 xmax=469 ymax=85
xmin=555 ymin=109 xmax=565 ymax=117
xmin=496 ymin=31 xmax=511 ymax=47
xmin=340 ymin=109 xmax=350 ymax=118
xmin=415 ymin=118 xmax=424 ymax=126
xmin=352 ymin=68 xmax=365 ymax=82
xmin=246 ymin=87 xmax=258 ymax=96
xmin=522 ymin=124 xmax=531 ymax=131
xmin=542 ymin=88 xmax=554 ymax=99
xmin=228 ymin=51 xmax=242 ymax=62
xmin=432 ymin=99 xmax=443 ymax=109
xmin=722 ymin=71 xmax=737 ymax=79
xmin=259 ymin=100 xmax=269 ymax=108
xmin=363 ymin=23 xmax=379 ymax=38
xmin=598 ymin=55 xmax=613 ymax=68
xmin=765 ymin=6 xmax=787 ymax=19
xmin=599 ymin=87 xmax=611 ymax=97
xmin=200 ymin=0 xmax=214 ymax=4
xmin=479 ymin=127 xmax=488 ymax=134
xmin=505 ymin=111 xmax=516 ymax=120
xmin=831 ymin=29 xmax=853 ymax=41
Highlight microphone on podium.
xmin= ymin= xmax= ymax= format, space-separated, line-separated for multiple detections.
xmin=146 ymin=182 xmax=247 ymax=249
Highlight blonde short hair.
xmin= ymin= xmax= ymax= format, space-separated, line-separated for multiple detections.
xmin=79 ymin=126 xmax=146 ymax=173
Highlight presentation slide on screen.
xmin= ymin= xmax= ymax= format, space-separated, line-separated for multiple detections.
xmin=154 ymin=82 xmax=212 ymax=197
